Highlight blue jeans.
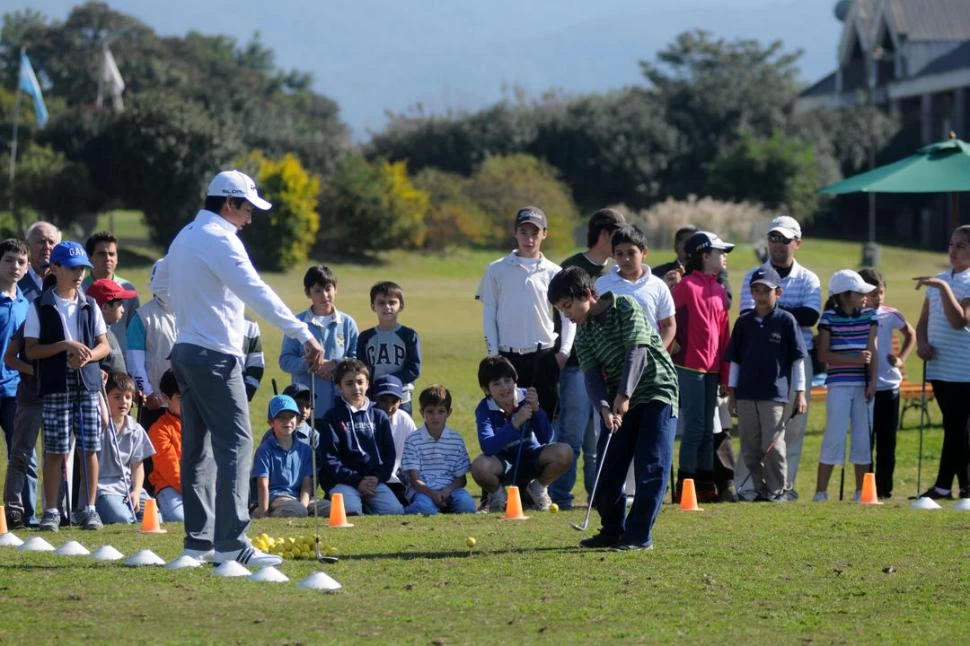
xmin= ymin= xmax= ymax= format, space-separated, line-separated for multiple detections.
xmin=550 ymin=366 xmax=595 ymax=507
xmin=404 ymin=488 xmax=477 ymax=515
xmin=1 ymin=395 xmax=38 ymax=524
xmin=96 ymin=490 xmax=152 ymax=525
xmin=331 ymin=482 xmax=404 ymax=515
xmin=677 ymin=368 xmax=719 ymax=473
xmin=156 ymin=487 xmax=184 ymax=522
xmin=594 ymin=400 xmax=676 ymax=547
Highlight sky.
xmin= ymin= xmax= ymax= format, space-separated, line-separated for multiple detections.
xmin=16 ymin=0 xmax=845 ymax=140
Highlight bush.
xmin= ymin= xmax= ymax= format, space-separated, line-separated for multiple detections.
xmin=238 ymin=151 xmax=320 ymax=272
xmin=413 ymin=168 xmax=489 ymax=250
xmin=625 ymin=196 xmax=775 ymax=250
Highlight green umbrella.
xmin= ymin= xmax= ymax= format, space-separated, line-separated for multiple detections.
xmin=819 ymin=135 xmax=969 ymax=233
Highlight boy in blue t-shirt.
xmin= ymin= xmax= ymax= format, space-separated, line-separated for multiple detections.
xmin=252 ymin=395 xmax=313 ymax=518
xmin=357 ymin=281 xmax=421 ymax=414
xmin=725 ymin=266 xmax=807 ymax=501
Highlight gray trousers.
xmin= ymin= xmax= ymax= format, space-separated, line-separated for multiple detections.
xmin=736 ymin=400 xmax=787 ymax=496
xmin=171 ymin=343 xmax=252 ymax=553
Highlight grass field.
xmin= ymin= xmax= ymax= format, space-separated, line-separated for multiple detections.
xmin=1 ymin=213 xmax=966 ymax=644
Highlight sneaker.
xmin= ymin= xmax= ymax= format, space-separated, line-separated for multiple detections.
xmin=768 ymin=493 xmax=789 ymax=503
xmin=38 ymin=509 xmax=60 ymax=532
xmin=5 ymin=508 xmax=24 ymax=530
xmin=579 ymin=532 xmax=620 ymax=549
xmin=213 ymin=544 xmax=282 ymax=567
xmin=919 ymin=487 xmax=953 ymax=500
xmin=959 ymin=486 xmax=970 ymax=500
xmin=487 ymin=487 xmax=507 ymax=513
xmin=182 ymin=548 xmax=216 ymax=563
xmin=611 ymin=543 xmax=654 ymax=552
xmin=812 ymin=491 xmax=828 ymax=503
xmin=784 ymin=489 xmax=799 ymax=501
xmin=78 ymin=508 xmax=103 ymax=530
xmin=526 ymin=479 xmax=552 ymax=512
xmin=853 ymin=489 xmax=862 ymax=502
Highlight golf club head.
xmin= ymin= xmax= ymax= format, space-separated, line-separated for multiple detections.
xmin=570 ymin=521 xmax=588 ymax=532
xmin=318 ymin=555 xmax=340 ymax=564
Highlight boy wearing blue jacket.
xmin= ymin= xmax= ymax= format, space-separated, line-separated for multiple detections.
xmin=280 ymin=265 xmax=358 ymax=421
xmin=470 ymin=356 xmax=572 ymax=512
xmin=318 ymin=359 xmax=403 ymax=515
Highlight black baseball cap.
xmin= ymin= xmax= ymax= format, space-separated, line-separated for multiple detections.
xmin=514 ymin=206 xmax=548 ymax=230
xmin=685 ymin=231 xmax=735 ymax=256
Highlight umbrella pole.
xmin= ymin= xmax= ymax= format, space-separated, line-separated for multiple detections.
xmin=951 ymin=192 xmax=959 ymax=232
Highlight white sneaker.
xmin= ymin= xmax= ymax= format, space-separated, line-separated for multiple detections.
xmin=213 ymin=544 xmax=282 ymax=567
xmin=182 ymin=548 xmax=215 ymax=563
xmin=527 ymin=479 xmax=552 ymax=512
xmin=812 ymin=491 xmax=828 ymax=503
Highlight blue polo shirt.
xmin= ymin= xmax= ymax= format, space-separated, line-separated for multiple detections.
xmin=252 ymin=432 xmax=313 ymax=499
xmin=725 ymin=306 xmax=806 ymax=403
xmin=0 ymin=286 xmax=29 ymax=398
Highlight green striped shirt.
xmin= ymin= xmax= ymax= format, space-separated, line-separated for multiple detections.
xmin=575 ymin=294 xmax=679 ymax=410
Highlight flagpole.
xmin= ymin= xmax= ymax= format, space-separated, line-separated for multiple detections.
xmin=8 ymin=46 xmax=24 ymax=223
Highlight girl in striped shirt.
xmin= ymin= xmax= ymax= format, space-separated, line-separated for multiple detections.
xmin=812 ymin=270 xmax=878 ymax=502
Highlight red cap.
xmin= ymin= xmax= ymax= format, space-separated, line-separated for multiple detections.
xmin=87 ymin=279 xmax=138 ymax=306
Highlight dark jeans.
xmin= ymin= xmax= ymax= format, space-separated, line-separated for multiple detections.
xmin=930 ymin=380 xmax=970 ymax=491
xmin=873 ymin=389 xmax=899 ymax=497
xmin=500 ymin=348 xmax=560 ymax=417
xmin=594 ymin=400 xmax=676 ymax=547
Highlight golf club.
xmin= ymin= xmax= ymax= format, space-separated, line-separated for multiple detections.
xmin=916 ymin=360 xmax=927 ymax=496
xmin=510 ymin=342 xmax=543 ymax=486
xmin=271 ymin=378 xmax=278 ymax=395
xmin=571 ymin=418 xmax=617 ymax=532
xmin=735 ymin=406 xmax=797 ymax=494
xmin=75 ymin=370 xmax=94 ymax=518
xmin=839 ymin=455 xmax=846 ymax=501
xmin=308 ymin=374 xmax=338 ymax=564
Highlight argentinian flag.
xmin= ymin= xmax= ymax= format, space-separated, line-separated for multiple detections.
xmin=18 ymin=51 xmax=48 ymax=128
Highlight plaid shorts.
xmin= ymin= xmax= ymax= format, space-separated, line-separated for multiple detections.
xmin=42 ymin=371 xmax=101 ymax=455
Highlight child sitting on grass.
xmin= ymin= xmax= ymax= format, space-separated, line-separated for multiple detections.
xmin=147 ymin=369 xmax=184 ymax=522
xmin=371 ymin=374 xmax=418 ymax=504
xmin=96 ymin=372 xmax=156 ymax=524
xmin=318 ymin=359 xmax=403 ymax=515
xmin=252 ymin=395 xmax=314 ymax=518
xmin=470 ymin=356 xmax=572 ymax=512
xmin=813 ymin=270 xmax=878 ymax=502
xmin=401 ymin=384 xmax=476 ymax=515
xmin=281 ymin=382 xmax=320 ymax=449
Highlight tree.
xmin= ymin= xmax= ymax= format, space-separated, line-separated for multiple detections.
xmin=706 ymin=130 xmax=819 ymax=223
xmin=238 ymin=151 xmax=320 ymax=272
xmin=413 ymin=168 xmax=489 ymax=249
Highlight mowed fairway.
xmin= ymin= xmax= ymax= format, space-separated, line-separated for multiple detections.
xmin=1 ymin=221 xmax=967 ymax=644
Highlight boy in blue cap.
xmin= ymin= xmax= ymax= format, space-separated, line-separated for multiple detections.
xmin=252 ymin=395 xmax=314 ymax=518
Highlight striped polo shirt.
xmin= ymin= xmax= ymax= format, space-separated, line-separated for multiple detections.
xmin=574 ymin=294 xmax=679 ymax=410
xmin=740 ymin=259 xmax=821 ymax=349
xmin=400 ymin=425 xmax=471 ymax=492
xmin=926 ymin=268 xmax=970 ymax=383
xmin=819 ymin=306 xmax=876 ymax=386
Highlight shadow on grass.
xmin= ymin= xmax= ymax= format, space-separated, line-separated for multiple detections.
xmin=339 ymin=545 xmax=591 ymax=561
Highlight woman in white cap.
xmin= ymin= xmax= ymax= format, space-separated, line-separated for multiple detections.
xmin=812 ymin=270 xmax=877 ymax=502
xmin=914 ymin=225 xmax=970 ymax=499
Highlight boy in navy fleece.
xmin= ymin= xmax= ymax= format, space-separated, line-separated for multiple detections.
xmin=356 ymin=281 xmax=421 ymax=414
xmin=317 ymin=359 xmax=403 ymax=515
xmin=470 ymin=356 xmax=572 ymax=512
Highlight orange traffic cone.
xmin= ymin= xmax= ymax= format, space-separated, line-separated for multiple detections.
xmin=0 ymin=505 xmax=8 ymax=535
xmin=679 ymin=478 xmax=703 ymax=512
xmin=139 ymin=498 xmax=167 ymax=534
xmin=328 ymin=493 xmax=354 ymax=528
xmin=859 ymin=472 xmax=882 ymax=505
xmin=503 ymin=486 xmax=529 ymax=520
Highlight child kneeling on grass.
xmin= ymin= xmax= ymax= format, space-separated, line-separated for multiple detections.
xmin=96 ymin=372 xmax=156 ymax=524
xmin=813 ymin=270 xmax=878 ymax=502
xmin=470 ymin=356 xmax=572 ymax=512
xmin=252 ymin=395 xmax=313 ymax=518
xmin=549 ymin=266 xmax=678 ymax=551
xmin=318 ymin=359 xmax=404 ymax=515
xmin=401 ymin=384 xmax=476 ymax=515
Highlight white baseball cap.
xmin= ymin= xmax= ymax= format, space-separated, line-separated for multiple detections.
xmin=829 ymin=269 xmax=875 ymax=295
xmin=207 ymin=170 xmax=272 ymax=210
xmin=768 ymin=215 xmax=801 ymax=240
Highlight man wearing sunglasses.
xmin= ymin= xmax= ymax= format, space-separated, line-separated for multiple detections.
xmin=737 ymin=216 xmax=821 ymax=501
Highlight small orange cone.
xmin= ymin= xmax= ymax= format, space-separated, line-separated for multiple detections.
xmin=503 ymin=486 xmax=529 ymax=520
xmin=0 ymin=505 xmax=8 ymax=535
xmin=859 ymin=472 xmax=882 ymax=505
xmin=328 ymin=493 xmax=354 ymax=528
xmin=139 ymin=498 xmax=167 ymax=534
xmin=679 ymin=478 xmax=703 ymax=512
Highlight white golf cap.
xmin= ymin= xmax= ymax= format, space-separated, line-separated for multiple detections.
xmin=207 ymin=170 xmax=272 ymax=210
xmin=829 ymin=269 xmax=875 ymax=295
xmin=768 ymin=215 xmax=801 ymax=240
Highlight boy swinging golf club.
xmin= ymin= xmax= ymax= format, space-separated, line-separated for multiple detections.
xmin=549 ymin=267 xmax=678 ymax=550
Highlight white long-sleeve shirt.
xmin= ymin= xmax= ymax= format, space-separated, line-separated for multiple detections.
xmin=167 ymin=209 xmax=312 ymax=357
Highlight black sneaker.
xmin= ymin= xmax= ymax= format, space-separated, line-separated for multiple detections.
xmin=959 ymin=486 xmax=970 ymax=500
xmin=919 ymin=487 xmax=953 ymax=500
xmin=5 ymin=508 xmax=24 ymax=530
xmin=579 ymin=532 xmax=619 ymax=549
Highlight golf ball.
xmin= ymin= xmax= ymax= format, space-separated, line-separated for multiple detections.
xmin=549 ymin=503 xmax=559 ymax=513
xmin=466 ymin=536 xmax=477 ymax=548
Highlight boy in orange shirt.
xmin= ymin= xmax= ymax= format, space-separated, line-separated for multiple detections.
xmin=147 ymin=369 xmax=183 ymax=521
